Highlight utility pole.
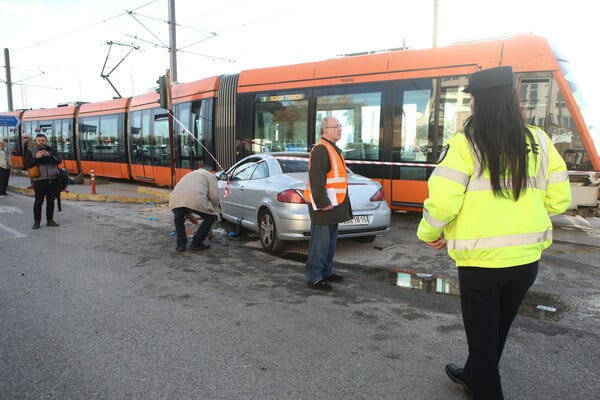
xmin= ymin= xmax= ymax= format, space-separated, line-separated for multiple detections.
xmin=432 ymin=0 xmax=439 ymax=48
xmin=168 ymin=0 xmax=178 ymax=83
xmin=4 ymin=48 xmax=14 ymax=111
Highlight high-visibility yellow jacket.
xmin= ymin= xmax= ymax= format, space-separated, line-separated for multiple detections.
xmin=417 ymin=126 xmax=571 ymax=268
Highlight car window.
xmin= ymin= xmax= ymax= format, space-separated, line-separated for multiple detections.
xmin=250 ymin=161 xmax=269 ymax=180
xmin=276 ymin=158 xmax=308 ymax=173
xmin=231 ymin=162 xmax=258 ymax=181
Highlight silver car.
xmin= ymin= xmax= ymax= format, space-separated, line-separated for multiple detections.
xmin=216 ymin=152 xmax=391 ymax=253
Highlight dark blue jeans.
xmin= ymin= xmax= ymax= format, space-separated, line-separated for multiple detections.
xmin=172 ymin=207 xmax=216 ymax=249
xmin=305 ymin=223 xmax=339 ymax=283
xmin=459 ymin=261 xmax=539 ymax=400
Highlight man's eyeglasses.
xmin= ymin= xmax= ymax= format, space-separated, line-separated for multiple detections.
xmin=325 ymin=124 xmax=342 ymax=129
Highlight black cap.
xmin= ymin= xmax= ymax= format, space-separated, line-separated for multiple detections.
xmin=463 ymin=66 xmax=514 ymax=93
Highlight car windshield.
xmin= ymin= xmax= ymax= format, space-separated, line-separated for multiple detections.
xmin=276 ymin=157 xmax=308 ymax=173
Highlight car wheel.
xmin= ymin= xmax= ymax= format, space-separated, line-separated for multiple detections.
xmin=259 ymin=209 xmax=285 ymax=253
xmin=354 ymin=235 xmax=376 ymax=243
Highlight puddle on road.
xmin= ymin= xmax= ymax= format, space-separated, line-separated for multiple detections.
xmin=388 ymin=269 xmax=565 ymax=322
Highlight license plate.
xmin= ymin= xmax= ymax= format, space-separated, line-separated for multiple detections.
xmin=340 ymin=215 xmax=369 ymax=226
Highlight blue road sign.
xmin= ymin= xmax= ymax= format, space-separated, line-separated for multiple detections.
xmin=0 ymin=115 xmax=20 ymax=127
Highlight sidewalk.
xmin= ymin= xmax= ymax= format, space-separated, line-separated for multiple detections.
xmin=6 ymin=170 xmax=170 ymax=204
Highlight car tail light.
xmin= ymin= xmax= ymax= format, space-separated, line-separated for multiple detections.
xmin=277 ymin=189 xmax=307 ymax=204
xmin=370 ymin=188 xmax=386 ymax=202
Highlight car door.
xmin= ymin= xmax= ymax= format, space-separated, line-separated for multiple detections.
xmin=240 ymin=160 xmax=270 ymax=227
xmin=221 ymin=160 xmax=259 ymax=222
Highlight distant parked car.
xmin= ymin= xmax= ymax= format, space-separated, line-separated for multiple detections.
xmin=216 ymin=152 xmax=391 ymax=253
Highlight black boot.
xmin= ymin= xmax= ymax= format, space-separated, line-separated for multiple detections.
xmin=32 ymin=220 xmax=40 ymax=229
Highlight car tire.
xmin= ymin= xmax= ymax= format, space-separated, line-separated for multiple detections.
xmin=259 ymin=209 xmax=285 ymax=253
xmin=354 ymin=235 xmax=376 ymax=243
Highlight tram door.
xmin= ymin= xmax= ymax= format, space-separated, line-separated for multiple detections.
xmin=129 ymin=109 xmax=156 ymax=182
xmin=390 ymin=77 xmax=470 ymax=210
xmin=390 ymin=80 xmax=435 ymax=209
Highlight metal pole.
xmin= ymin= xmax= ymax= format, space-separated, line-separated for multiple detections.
xmin=166 ymin=69 xmax=176 ymax=188
xmin=432 ymin=0 xmax=439 ymax=48
xmin=168 ymin=0 xmax=178 ymax=83
xmin=4 ymin=48 xmax=14 ymax=111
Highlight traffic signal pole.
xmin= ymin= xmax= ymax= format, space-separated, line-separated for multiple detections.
xmin=165 ymin=70 xmax=176 ymax=189
xmin=156 ymin=70 xmax=176 ymax=187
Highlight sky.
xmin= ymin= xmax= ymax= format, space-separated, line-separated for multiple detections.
xmin=0 ymin=0 xmax=597 ymax=116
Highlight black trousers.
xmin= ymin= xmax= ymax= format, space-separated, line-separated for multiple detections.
xmin=33 ymin=179 xmax=58 ymax=222
xmin=459 ymin=261 xmax=539 ymax=400
xmin=172 ymin=207 xmax=216 ymax=248
xmin=0 ymin=167 xmax=9 ymax=194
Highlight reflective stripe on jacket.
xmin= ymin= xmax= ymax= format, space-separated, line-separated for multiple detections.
xmin=417 ymin=126 xmax=571 ymax=268
xmin=304 ymin=138 xmax=348 ymax=206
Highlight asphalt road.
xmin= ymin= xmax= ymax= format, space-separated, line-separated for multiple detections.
xmin=1 ymin=194 xmax=599 ymax=399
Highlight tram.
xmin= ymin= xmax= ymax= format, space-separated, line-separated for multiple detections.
xmin=2 ymin=33 xmax=598 ymax=211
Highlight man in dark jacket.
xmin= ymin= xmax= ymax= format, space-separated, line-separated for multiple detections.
xmin=303 ymin=116 xmax=352 ymax=291
xmin=24 ymin=134 xmax=62 ymax=229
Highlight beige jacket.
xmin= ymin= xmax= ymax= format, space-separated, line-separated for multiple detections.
xmin=169 ymin=169 xmax=221 ymax=217
xmin=0 ymin=143 xmax=9 ymax=169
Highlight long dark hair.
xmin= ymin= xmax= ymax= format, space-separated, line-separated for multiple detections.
xmin=466 ymin=86 xmax=534 ymax=200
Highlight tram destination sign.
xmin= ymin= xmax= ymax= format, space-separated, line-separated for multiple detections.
xmin=0 ymin=115 xmax=20 ymax=127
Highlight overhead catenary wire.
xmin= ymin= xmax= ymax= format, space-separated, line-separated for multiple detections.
xmin=13 ymin=0 xmax=160 ymax=53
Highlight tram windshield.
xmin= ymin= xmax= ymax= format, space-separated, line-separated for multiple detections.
xmin=558 ymin=58 xmax=600 ymax=158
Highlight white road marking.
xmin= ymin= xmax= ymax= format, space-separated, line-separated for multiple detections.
xmin=0 ymin=206 xmax=24 ymax=214
xmin=0 ymin=223 xmax=27 ymax=238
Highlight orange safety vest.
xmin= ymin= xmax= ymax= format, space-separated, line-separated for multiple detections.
xmin=304 ymin=138 xmax=348 ymax=207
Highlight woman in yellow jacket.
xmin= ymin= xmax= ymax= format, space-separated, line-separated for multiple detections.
xmin=417 ymin=66 xmax=571 ymax=400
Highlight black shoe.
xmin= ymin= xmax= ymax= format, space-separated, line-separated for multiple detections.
xmin=190 ymin=243 xmax=210 ymax=251
xmin=176 ymin=246 xmax=187 ymax=252
xmin=323 ymin=273 xmax=344 ymax=282
xmin=47 ymin=220 xmax=59 ymax=227
xmin=32 ymin=221 xmax=40 ymax=230
xmin=445 ymin=363 xmax=472 ymax=397
xmin=307 ymin=280 xmax=332 ymax=291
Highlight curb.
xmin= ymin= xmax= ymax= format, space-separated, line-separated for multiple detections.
xmin=7 ymin=185 xmax=168 ymax=205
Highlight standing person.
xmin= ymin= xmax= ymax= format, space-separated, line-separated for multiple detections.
xmin=24 ymin=134 xmax=62 ymax=229
xmin=417 ymin=66 xmax=571 ymax=399
xmin=169 ymin=167 xmax=221 ymax=252
xmin=22 ymin=133 xmax=37 ymax=188
xmin=0 ymin=139 xmax=10 ymax=196
xmin=303 ymin=116 xmax=352 ymax=291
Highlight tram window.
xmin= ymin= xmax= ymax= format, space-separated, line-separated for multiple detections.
xmin=80 ymin=117 xmax=99 ymax=161
xmin=547 ymin=79 xmax=592 ymax=170
xmin=56 ymin=119 xmax=73 ymax=160
xmin=254 ymin=94 xmax=309 ymax=153
xmin=130 ymin=110 xmax=152 ymax=166
xmin=316 ymin=91 xmax=382 ymax=161
xmin=80 ymin=115 xmax=124 ymax=162
xmin=174 ymin=100 xmax=205 ymax=169
xmin=2 ymin=126 xmax=19 ymax=155
xmin=393 ymin=80 xmax=435 ymax=163
xmin=519 ymin=73 xmax=593 ymax=170
xmin=440 ymin=79 xmax=471 ymax=138
xmin=153 ymin=114 xmax=170 ymax=167
xmin=176 ymin=103 xmax=193 ymax=168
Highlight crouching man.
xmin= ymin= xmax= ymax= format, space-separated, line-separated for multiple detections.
xmin=169 ymin=166 xmax=221 ymax=252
